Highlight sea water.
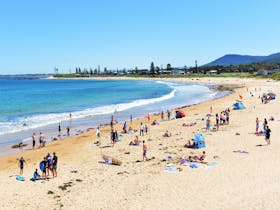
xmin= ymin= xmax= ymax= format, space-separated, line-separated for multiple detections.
xmin=0 ymin=76 xmax=229 ymax=150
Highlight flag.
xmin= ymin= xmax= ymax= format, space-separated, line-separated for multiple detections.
xmin=239 ymin=95 xmax=243 ymax=100
xmin=147 ymin=113 xmax=151 ymax=122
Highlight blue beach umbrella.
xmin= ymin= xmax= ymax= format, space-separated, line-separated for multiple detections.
xmin=123 ymin=121 xmax=127 ymax=131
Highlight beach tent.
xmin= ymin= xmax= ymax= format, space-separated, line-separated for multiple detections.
xmin=175 ymin=110 xmax=186 ymax=118
xmin=192 ymin=134 xmax=206 ymax=149
xmin=233 ymin=101 xmax=246 ymax=110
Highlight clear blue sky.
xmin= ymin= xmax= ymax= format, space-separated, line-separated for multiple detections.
xmin=0 ymin=0 xmax=279 ymax=74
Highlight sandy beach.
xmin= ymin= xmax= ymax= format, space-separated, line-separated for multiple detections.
xmin=1 ymin=77 xmax=280 ymax=210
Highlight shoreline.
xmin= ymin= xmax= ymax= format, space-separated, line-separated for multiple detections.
xmin=0 ymin=77 xmax=240 ymax=169
xmin=0 ymin=78 xmax=232 ymax=157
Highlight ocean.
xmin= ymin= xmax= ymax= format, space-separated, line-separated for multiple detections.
xmin=0 ymin=76 xmax=229 ymax=151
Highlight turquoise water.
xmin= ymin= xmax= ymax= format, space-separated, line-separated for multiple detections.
xmin=0 ymin=76 xmax=227 ymax=148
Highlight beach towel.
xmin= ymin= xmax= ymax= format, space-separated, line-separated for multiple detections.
xmin=189 ymin=163 xmax=198 ymax=169
xmin=165 ymin=163 xmax=176 ymax=167
xmin=16 ymin=175 xmax=25 ymax=181
xmin=164 ymin=167 xmax=180 ymax=173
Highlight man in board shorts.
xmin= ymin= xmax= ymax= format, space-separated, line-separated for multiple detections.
xmin=143 ymin=141 xmax=148 ymax=161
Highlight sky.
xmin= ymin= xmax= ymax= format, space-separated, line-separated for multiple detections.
xmin=0 ymin=0 xmax=280 ymax=74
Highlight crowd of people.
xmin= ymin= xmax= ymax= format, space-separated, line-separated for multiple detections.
xmin=18 ymin=152 xmax=58 ymax=180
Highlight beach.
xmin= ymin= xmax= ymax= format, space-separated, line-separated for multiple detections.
xmin=1 ymin=77 xmax=280 ymax=210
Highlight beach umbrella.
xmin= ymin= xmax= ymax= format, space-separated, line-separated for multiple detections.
xmin=123 ymin=121 xmax=127 ymax=131
xmin=176 ymin=110 xmax=185 ymax=118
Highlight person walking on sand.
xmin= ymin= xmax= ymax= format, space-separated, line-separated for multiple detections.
xmin=145 ymin=124 xmax=148 ymax=135
xmin=265 ymin=126 xmax=271 ymax=145
xmin=167 ymin=110 xmax=171 ymax=120
xmin=256 ymin=117 xmax=259 ymax=133
xmin=32 ymin=133 xmax=36 ymax=149
xmin=142 ymin=141 xmax=148 ymax=161
xmin=52 ymin=152 xmax=58 ymax=178
xmin=18 ymin=157 xmax=26 ymax=175
xmin=206 ymin=117 xmax=211 ymax=131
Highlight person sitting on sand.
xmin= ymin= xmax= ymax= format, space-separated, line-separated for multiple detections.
xmin=151 ymin=119 xmax=159 ymax=125
xmin=163 ymin=130 xmax=171 ymax=137
xmin=129 ymin=135 xmax=140 ymax=146
xmin=269 ymin=116 xmax=274 ymax=121
xmin=184 ymin=139 xmax=195 ymax=148
xmin=33 ymin=169 xmax=41 ymax=180
xmin=190 ymin=151 xmax=206 ymax=162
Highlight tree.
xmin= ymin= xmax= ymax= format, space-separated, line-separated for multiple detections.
xmin=104 ymin=67 xmax=107 ymax=74
xmin=150 ymin=62 xmax=155 ymax=75
xmin=135 ymin=66 xmax=138 ymax=74
xmin=54 ymin=67 xmax=58 ymax=74
xmin=156 ymin=66 xmax=160 ymax=75
xmin=166 ymin=63 xmax=172 ymax=70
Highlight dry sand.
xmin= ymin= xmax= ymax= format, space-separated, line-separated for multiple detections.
xmin=1 ymin=77 xmax=280 ymax=210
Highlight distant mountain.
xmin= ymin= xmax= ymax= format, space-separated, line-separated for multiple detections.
xmin=205 ymin=52 xmax=280 ymax=66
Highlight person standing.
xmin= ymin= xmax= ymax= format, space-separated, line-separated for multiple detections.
xmin=130 ymin=114 xmax=133 ymax=124
xmin=32 ymin=133 xmax=36 ymax=149
xmin=256 ymin=118 xmax=259 ymax=133
xmin=265 ymin=126 xmax=271 ymax=145
xmin=39 ymin=132 xmax=44 ymax=148
xmin=142 ymin=141 xmax=148 ymax=161
xmin=140 ymin=122 xmax=144 ymax=136
xmin=161 ymin=111 xmax=164 ymax=121
xmin=96 ymin=126 xmax=101 ymax=138
xmin=18 ymin=157 xmax=26 ymax=175
xmin=52 ymin=152 xmax=58 ymax=178
xmin=206 ymin=117 xmax=211 ymax=131
xmin=167 ymin=110 xmax=171 ymax=121
xmin=67 ymin=126 xmax=70 ymax=136
xmin=46 ymin=153 xmax=52 ymax=177
xmin=263 ymin=118 xmax=268 ymax=131
xmin=215 ymin=114 xmax=219 ymax=131
xmin=145 ymin=124 xmax=148 ymax=135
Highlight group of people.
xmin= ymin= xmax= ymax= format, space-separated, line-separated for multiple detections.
xmin=18 ymin=152 xmax=58 ymax=180
xmin=214 ymin=108 xmax=230 ymax=131
xmin=32 ymin=132 xmax=46 ymax=149
xmin=256 ymin=117 xmax=272 ymax=145
xmin=140 ymin=122 xmax=148 ymax=136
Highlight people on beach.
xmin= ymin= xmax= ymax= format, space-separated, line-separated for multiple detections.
xmin=130 ymin=114 xmax=132 ymax=124
xmin=18 ymin=157 xmax=26 ymax=175
xmin=96 ymin=126 xmax=101 ymax=138
xmin=52 ymin=152 xmax=58 ymax=178
xmin=33 ymin=169 xmax=41 ymax=180
xmin=140 ymin=122 xmax=144 ymax=136
xmin=189 ymin=151 xmax=206 ymax=162
xmin=215 ymin=114 xmax=219 ymax=131
xmin=67 ymin=126 xmax=70 ymax=136
xmin=161 ymin=111 xmax=164 ymax=121
xmin=40 ymin=157 xmax=47 ymax=179
xmin=206 ymin=117 xmax=211 ymax=131
xmin=265 ymin=126 xmax=271 ymax=145
xmin=39 ymin=132 xmax=45 ymax=148
xmin=256 ymin=118 xmax=259 ymax=133
xmin=46 ymin=153 xmax=53 ymax=177
xmin=111 ymin=129 xmax=117 ymax=146
xmin=142 ymin=141 xmax=148 ymax=161
xmin=145 ymin=124 xmax=148 ymax=135
xmin=69 ymin=112 xmax=72 ymax=119
xmin=263 ymin=118 xmax=268 ymax=131
xmin=167 ymin=110 xmax=171 ymax=120
xmin=32 ymin=133 xmax=36 ymax=149
xmin=58 ymin=123 xmax=61 ymax=134
xmin=163 ymin=130 xmax=171 ymax=137
xmin=129 ymin=135 xmax=140 ymax=146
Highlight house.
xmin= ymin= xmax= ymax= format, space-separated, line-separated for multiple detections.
xmin=257 ymin=69 xmax=268 ymax=75
xmin=207 ymin=70 xmax=218 ymax=74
